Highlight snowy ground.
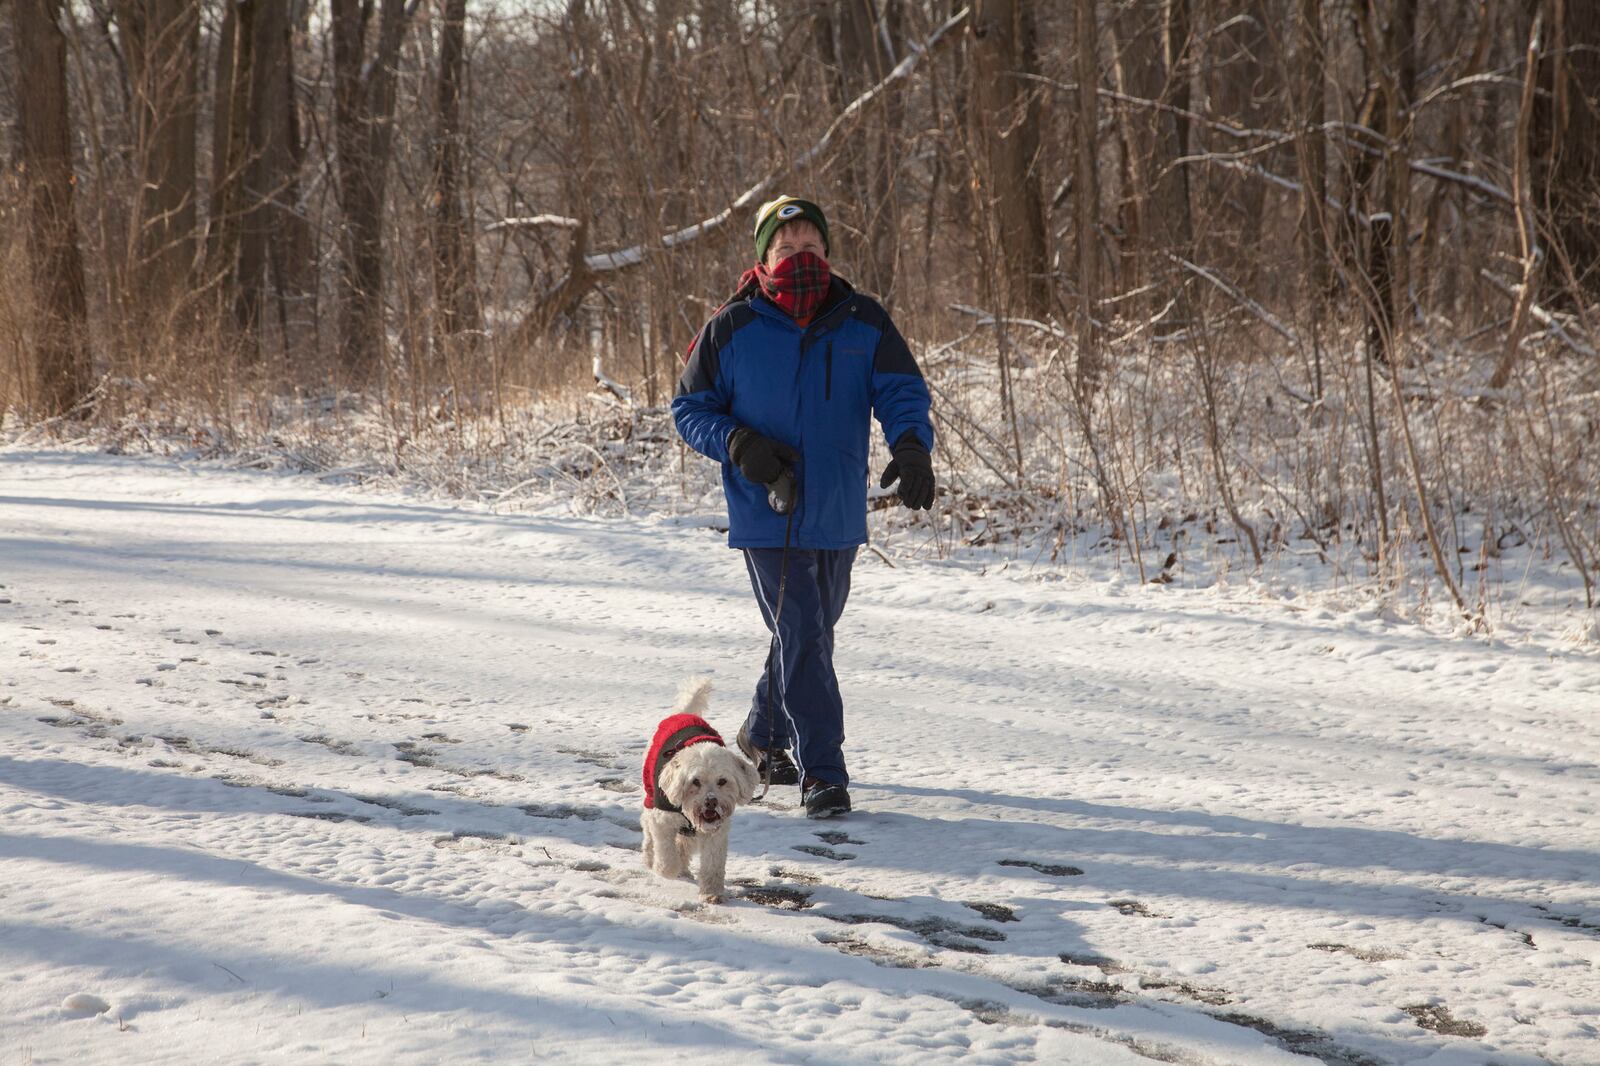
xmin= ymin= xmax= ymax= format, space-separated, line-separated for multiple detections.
xmin=2 ymin=448 xmax=1597 ymax=1065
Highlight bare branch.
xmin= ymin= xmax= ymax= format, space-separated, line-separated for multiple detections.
xmin=580 ymin=6 xmax=971 ymax=274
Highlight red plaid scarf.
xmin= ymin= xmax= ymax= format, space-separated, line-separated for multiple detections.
xmin=743 ymin=251 xmax=831 ymax=325
xmin=683 ymin=253 xmax=834 ymax=362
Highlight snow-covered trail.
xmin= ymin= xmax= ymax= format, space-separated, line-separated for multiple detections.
xmin=2 ymin=449 xmax=1596 ymax=1065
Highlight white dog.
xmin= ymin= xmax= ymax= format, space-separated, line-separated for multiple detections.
xmin=640 ymin=679 xmax=759 ymax=903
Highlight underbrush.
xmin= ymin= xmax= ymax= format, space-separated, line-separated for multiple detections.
xmin=3 ymin=324 xmax=1595 ymax=648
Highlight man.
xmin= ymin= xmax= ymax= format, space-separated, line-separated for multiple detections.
xmin=673 ymin=195 xmax=935 ymax=819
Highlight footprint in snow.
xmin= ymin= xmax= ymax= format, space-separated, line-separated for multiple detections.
xmin=300 ymin=734 xmax=361 ymax=755
xmin=1401 ymin=1003 xmax=1487 ymax=1038
xmin=1532 ymin=904 xmax=1600 ymax=935
xmin=998 ymin=858 xmax=1084 ymax=877
xmin=558 ymin=746 xmax=624 ymax=768
xmin=1107 ymin=899 xmax=1170 ymax=918
xmin=727 ymin=878 xmax=814 ymax=910
xmin=793 ymin=844 xmax=854 ymax=861
xmin=351 ymin=794 xmax=438 ymax=817
xmin=819 ymin=912 xmax=1005 ymax=954
xmin=1214 ymin=1011 xmax=1388 ymax=1066
xmin=434 ymin=830 xmax=516 ymax=854
xmin=814 ymin=932 xmax=934 ymax=969
xmin=813 ymin=829 xmax=864 ymax=846
xmin=1308 ymin=942 xmax=1404 ymax=962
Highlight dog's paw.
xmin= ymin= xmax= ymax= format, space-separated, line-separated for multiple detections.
xmin=700 ymin=891 xmax=725 ymax=905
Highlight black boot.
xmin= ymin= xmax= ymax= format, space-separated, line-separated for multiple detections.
xmin=802 ymin=777 xmax=851 ymax=819
xmin=736 ymin=723 xmax=800 ymax=786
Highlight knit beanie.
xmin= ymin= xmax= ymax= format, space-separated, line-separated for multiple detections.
xmin=753 ymin=196 xmax=830 ymax=263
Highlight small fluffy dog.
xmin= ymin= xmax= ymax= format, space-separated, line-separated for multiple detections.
xmin=640 ymin=678 xmax=758 ymax=903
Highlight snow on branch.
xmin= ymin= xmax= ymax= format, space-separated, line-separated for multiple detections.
xmin=1479 ymin=270 xmax=1598 ymax=360
xmin=486 ymin=214 xmax=581 ymax=233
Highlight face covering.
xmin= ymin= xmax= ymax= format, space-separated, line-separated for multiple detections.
xmin=748 ymin=251 xmax=831 ymax=323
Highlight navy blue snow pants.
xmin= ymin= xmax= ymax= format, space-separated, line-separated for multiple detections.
xmin=741 ymin=546 xmax=857 ymax=787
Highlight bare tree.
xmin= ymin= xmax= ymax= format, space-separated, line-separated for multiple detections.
xmin=1289 ymin=0 xmax=1330 ymax=396
xmin=12 ymin=0 xmax=92 ymax=417
xmin=1203 ymin=0 xmax=1277 ymax=276
xmin=114 ymin=0 xmax=199 ymax=318
xmin=431 ymin=0 xmax=482 ymax=353
xmin=816 ymin=0 xmax=904 ymax=302
xmin=238 ymin=0 xmax=313 ymax=362
xmin=1074 ymin=0 xmax=1102 ymax=389
xmin=1107 ymin=0 xmax=1193 ymax=303
xmin=332 ymin=0 xmax=417 ymax=385
xmin=1528 ymin=0 xmax=1600 ymax=307
xmin=969 ymin=0 xmax=1051 ymax=319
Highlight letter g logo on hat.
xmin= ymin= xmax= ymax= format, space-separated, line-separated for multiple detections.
xmin=777 ymin=204 xmax=803 ymax=220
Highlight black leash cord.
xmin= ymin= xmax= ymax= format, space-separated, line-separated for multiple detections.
xmin=755 ymin=503 xmax=795 ymax=802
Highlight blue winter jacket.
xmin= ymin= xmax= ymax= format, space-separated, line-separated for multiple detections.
xmin=673 ymin=277 xmax=934 ymax=549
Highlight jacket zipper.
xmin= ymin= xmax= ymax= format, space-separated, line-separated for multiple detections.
xmin=825 ymin=342 xmax=833 ymax=401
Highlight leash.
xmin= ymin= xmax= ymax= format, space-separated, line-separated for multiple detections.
xmin=754 ymin=474 xmax=796 ymax=802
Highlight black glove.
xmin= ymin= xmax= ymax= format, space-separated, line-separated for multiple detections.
xmin=728 ymin=427 xmax=798 ymax=488
xmin=878 ymin=434 xmax=934 ymax=510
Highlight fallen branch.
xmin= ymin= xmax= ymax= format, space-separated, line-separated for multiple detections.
xmin=1169 ymin=256 xmax=1298 ymax=344
xmin=1479 ymin=270 xmax=1597 ymax=360
xmin=948 ymin=303 xmax=1073 ymax=339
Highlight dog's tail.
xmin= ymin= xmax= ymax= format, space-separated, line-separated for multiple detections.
xmin=674 ymin=676 xmax=713 ymax=717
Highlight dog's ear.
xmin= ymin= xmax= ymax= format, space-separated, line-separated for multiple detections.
xmin=732 ymin=754 xmax=760 ymax=804
xmin=659 ymin=752 xmax=684 ymax=800
xmin=658 ymin=755 xmax=690 ymax=806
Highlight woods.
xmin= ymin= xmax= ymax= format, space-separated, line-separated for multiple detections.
xmin=2 ymin=1 xmax=1596 ymax=620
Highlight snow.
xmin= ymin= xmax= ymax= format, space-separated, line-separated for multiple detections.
xmin=2 ymin=447 xmax=1597 ymax=1065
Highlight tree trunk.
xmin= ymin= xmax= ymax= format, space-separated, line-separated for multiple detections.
xmin=1205 ymin=0 xmax=1276 ymax=264
xmin=115 ymin=0 xmax=199 ymax=318
xmin=1108 ymin=0 xmax=1192 ymax=301
xmin=1530 ymin=0 xmax=1600 ymax=306
xmin=828 ymin=0 xmax=902 ymax=302
xmin=1291 ymin=0 xmax=1331 ymax=311
xmin=969 ymin=0 xmax=1051 ymax=319
xmin=1352 ymin=0 xmax=1418 ymax=363
xmin=232 ymin=0 xmax=311 ymax=362
xmin=1165 ymin=0 xmax=1194 ymax=246
xmin=206 ymin=0 xmax=254 ymax=335
xmin=432 ymin=0 xmax=482 ymax=353
xmin=332 ymin=0 xmax=414 ymax=386
xmin=12 ymin=0 xmax=93 ymax=417
xmin=1075 ymin=0 xmax=1102 ymax=388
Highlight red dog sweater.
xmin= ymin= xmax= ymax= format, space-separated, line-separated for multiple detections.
xmin=642 ymin=714 xmax=724 ymax=811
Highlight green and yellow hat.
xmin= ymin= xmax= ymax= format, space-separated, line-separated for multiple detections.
xmin=754 ymin=195 xmax=830 ymax=262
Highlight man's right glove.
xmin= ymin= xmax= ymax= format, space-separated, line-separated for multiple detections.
xmin=878 ymin=434 xmax=935 ymax=510
xmin=728 ymin=427 xmax=799 ymax=488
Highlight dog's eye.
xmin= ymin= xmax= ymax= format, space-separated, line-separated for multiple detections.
xmin=717 ymin=778 xmax=728 ymax=787
xmin=691 ymin=777 xmax=700 ymax=787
